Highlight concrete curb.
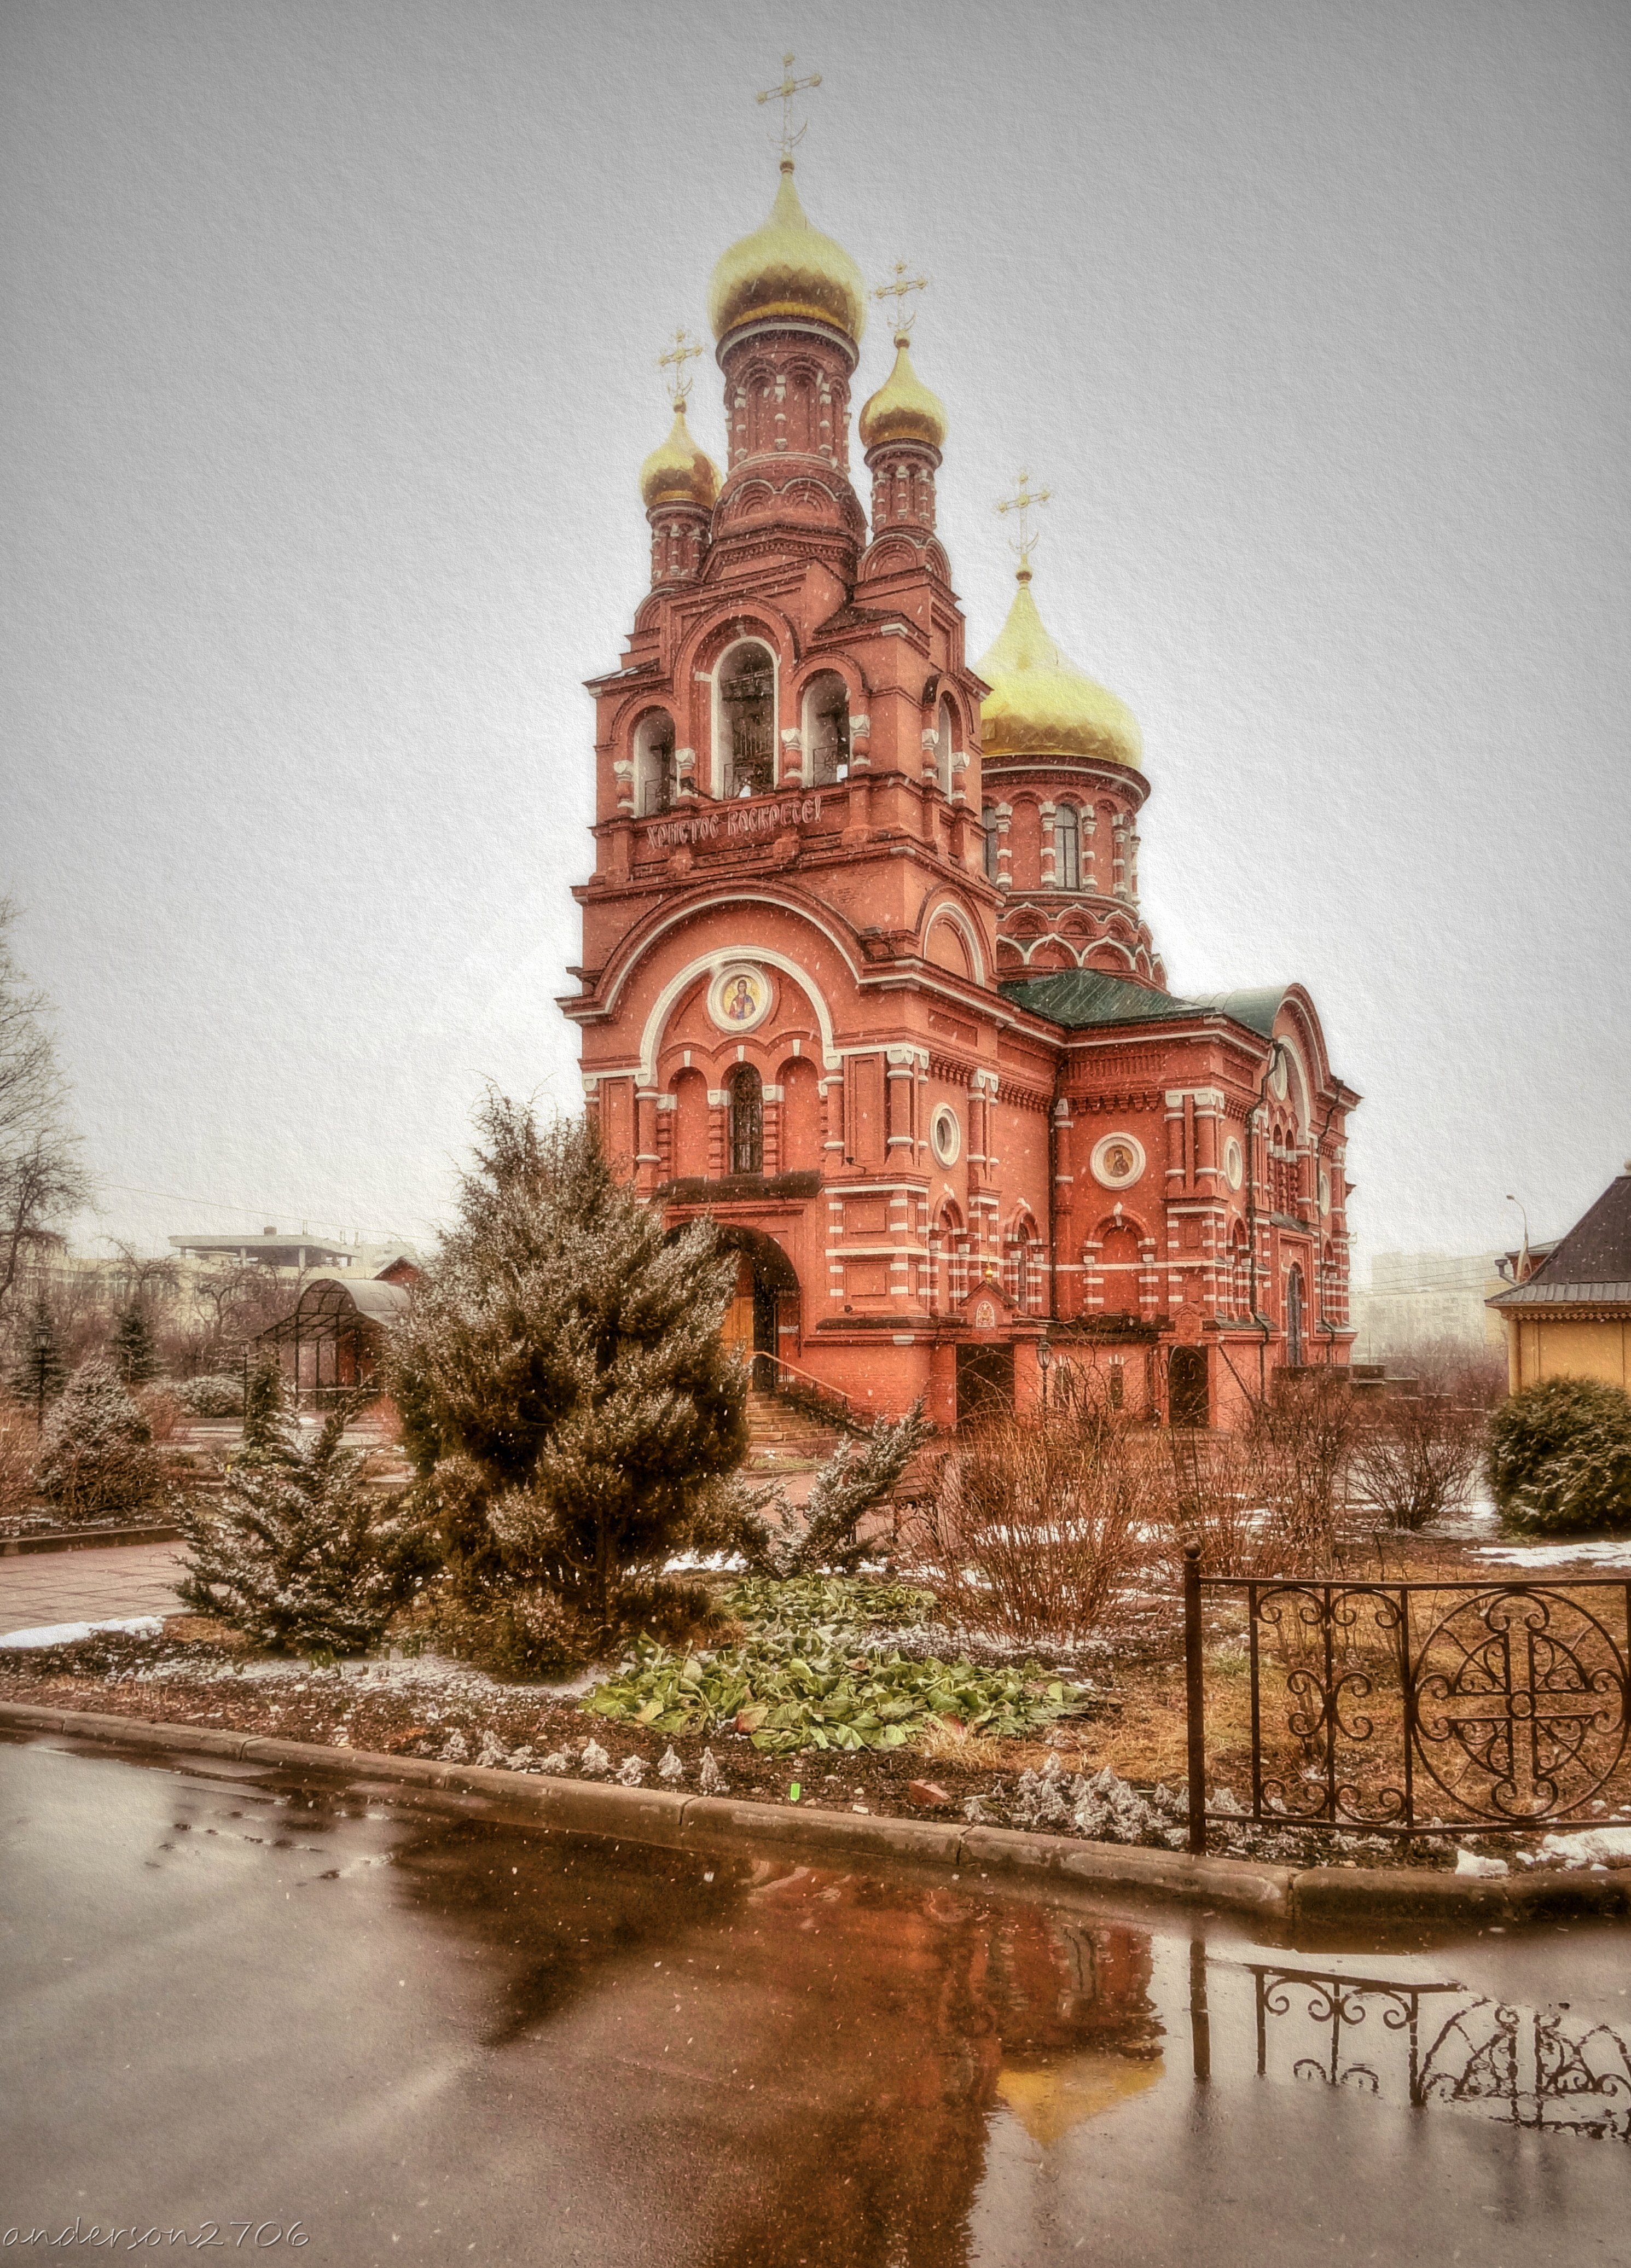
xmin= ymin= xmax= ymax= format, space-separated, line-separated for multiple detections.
xmin=0 ymin=1523 xmax=181 ymax=1557
xmin=4 ymin=1701 xmax=1629 ymax=1927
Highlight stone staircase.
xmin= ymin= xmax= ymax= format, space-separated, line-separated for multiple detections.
xmin=745 ymin=1390 xmax=841 ymax=1475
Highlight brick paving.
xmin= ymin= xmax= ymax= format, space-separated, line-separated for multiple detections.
xmin=0 ymin=1540 xmax=186 ymax=1637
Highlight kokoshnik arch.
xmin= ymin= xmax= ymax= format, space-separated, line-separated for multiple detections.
xmin=560 ymin=130 xmax=1359 ymax=1430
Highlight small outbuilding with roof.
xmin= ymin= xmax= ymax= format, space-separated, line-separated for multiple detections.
xmin=1488 ymin=1167 xmax=1631 ymax=1392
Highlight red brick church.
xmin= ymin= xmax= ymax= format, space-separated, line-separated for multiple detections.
xmin=561 ymin=146 xmax=1357 ymax=1430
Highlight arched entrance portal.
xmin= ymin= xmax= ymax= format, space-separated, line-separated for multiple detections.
xmin=1169 ymin=1345 xmax=1210 ymax=1429
xmin=709 ymin=1225 xmax=800 ymax=1388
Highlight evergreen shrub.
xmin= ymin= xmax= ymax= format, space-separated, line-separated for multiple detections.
xmin=1488 ymin=1376 xmax=1631 ymax=1536
xmin=34 ymin=1358 xmax=164 ymax=1521
xmin=174 ymin=1373 xmax=244 ymax=1418
xmin=388 ymin=1099 xmax=748 ymax=1655
xmin=176 ymin=1395 xmax=430 ymax=1654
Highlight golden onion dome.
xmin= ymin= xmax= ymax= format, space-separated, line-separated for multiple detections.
xmin=858 ymin=334 xmax=947 ymax=452
xmin=976 ymin=574 xmax=1144 ymax=770
xmin=638 ymin=404 xmax=719 ymax=514
xmin=708 ymin=162 xmax=867 ymax=345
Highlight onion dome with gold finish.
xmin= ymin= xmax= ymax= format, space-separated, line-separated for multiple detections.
xmin=638 ymin=404 xmax=719 ymax=514
xmin=976 ymin=572 xmax=1144 ymax=771
xmin=858 ymin=334 xmax=947 ymax=452
xmin=708 ymin=161 xmax=867 ymax=346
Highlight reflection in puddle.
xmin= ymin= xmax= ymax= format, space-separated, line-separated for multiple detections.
xmin=384 ymin=1825 xmax=1164 ymax=2265
xmin=1204 ymin=1961 xmax=1631 ymax=2143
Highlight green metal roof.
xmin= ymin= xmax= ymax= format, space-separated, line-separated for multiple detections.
xmin=1000 ymin=969 xmax=1285 ymax=1039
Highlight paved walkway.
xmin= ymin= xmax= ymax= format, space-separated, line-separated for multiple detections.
xmin=0 ymin=1540 xmax=185 ymax=1638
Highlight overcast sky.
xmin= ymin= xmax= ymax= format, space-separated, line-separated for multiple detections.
xmin=3 ymin=0 xmax=1628 ymax=1276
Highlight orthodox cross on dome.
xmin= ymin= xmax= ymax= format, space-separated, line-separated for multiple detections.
xmin=657 ymin=326 xmax=704 ymax=408
xmin=873 ymin=261 xmax=929 ymax=341
xmin=995 ymin=469 xmax=1052 ymax=574
xmin=756 ymin=51 xmax=822 ymax=161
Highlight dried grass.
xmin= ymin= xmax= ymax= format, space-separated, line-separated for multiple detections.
xmin=916 ymin=1714 xmax=1006 ymax=1770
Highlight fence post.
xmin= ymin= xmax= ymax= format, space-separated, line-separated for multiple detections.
xmin=1183 ymin=1542 xmax=1206 ymax=1857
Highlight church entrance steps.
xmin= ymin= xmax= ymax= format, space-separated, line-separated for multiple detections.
xmin=744 ymin=1390 xmax=840 ymax=1473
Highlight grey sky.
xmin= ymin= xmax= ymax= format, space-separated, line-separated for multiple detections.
xmin=3 ymin=0 xmax=1628 ymax=1273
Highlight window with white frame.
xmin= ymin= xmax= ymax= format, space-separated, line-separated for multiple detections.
xmin=1054 ymin=804 xmax=1081 ymax=890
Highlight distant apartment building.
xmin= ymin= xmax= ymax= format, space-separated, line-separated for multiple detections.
xmin=1351 ymin=1251 xmax=1510 ymax=1363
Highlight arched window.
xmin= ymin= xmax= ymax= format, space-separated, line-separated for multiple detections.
xmin=728 ymin=1063 xmax=763 ymax=1176
xmin=935 ymin=697 xmax=957 ymax=795
xmin=982 ymin=806 xmax=1001 ymax=882
xmin=635 ymin=713 xmax=676 ymax=817
xmin=718 ymin=643 xmax=775 ymax=799
xmin=1011 ymin=1223 xmax=1034 ymax=1313
xmin=1285 ymin=1264 xmax=1305 ymax=1366
xmin=1054 ymin=804 xmax=1081 ymax=891
xmin=803 ymin=673 xmax=849 ymax=786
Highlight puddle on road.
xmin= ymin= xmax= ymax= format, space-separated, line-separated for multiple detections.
xmin=6 ymin=1732 xmax=1630 ymax=2268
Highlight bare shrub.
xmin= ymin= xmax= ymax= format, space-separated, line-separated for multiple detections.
xmin=1163 ymin=1369 xmax=1362 ymax=1578
xmin=0 ymin=1393 xmax=37 ymax=1518
xmin=137 ymin=1385 xmax=185 ymax=1446
xmin=913 ymin=1374 xmax=1158 ymax=1643
xmin=1349 ymin=1349 xmax=1491 ymax=1531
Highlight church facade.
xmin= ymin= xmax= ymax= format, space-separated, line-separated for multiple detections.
xmin=561 ymin=155 xmax=1357 ymax=1430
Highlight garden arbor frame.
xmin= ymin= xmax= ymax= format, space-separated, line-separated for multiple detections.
xmin=253 ymin=1275 xmax=408 ymax=1406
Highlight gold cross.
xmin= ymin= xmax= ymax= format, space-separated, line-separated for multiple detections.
xmin=657 ymin=326 xmax=704 ymax=408
xmin=995 ymin=469 xmax=1052 ymax=571
xmin=873 ymin=261 xmax=929 ymax=339
xmin=756 ymin=52 xmax=822 ymax=159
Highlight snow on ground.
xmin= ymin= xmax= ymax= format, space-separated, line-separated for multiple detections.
xmin=0 ymin=1615 xmax=164 ymax=1649
xmin=1473 ymin=1539 xmax=1631 ymax=1571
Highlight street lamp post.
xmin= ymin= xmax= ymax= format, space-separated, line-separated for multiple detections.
xmin=1037 ymin=1331 xmax=1052 ymax=1421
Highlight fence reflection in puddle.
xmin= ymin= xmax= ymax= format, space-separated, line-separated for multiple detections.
xmin=1192 ymin=1956 xmax=1631 ymax=2143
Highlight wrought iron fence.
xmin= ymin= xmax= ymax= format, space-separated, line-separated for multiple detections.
xmin=1181 ymin=1546 xmax=1631 ymax=1849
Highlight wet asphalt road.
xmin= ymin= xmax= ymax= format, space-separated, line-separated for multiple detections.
xmin=2 ymin=1730 xmax=1628 ymax=2268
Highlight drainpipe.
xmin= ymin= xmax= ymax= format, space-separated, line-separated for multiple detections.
xmin=1243 ymin=1042 xmax=1285 ymax=1403
xmin=1313 ymin=1093 xmax=1340 ymax=1364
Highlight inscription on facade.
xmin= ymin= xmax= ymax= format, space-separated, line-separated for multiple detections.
xmin=646 ymin=794 xmax=826 ymax=853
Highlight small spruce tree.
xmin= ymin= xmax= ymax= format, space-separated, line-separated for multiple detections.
xmin=111 ymin=1301 xmax=159 ymax=1388
xmin=9 ymin=1295 xmax=66 ymax=1427
xmin=177 ymin=1395 xmax=425 ymax=1653
xmin=237 ymin=1354 xmax=289 ymax=1466
xmin=389 ymin=1098 xmax=748 ymax=1628
xmin=35 ymin=1356 xmax=163 ymax=1521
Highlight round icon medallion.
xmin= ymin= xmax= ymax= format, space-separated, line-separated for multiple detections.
xmin=1090 ymin=1132 xmax=1145 ymax=1191
xmin=707 ymin=963 xmax=773 ymax=1034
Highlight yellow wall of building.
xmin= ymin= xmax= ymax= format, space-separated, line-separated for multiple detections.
xmin=1508 ymin=1317 xmax=1631 ymax=1392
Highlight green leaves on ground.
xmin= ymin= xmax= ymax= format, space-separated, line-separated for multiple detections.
xmin=579 ymin=1575 xmax=1089 ymax=1758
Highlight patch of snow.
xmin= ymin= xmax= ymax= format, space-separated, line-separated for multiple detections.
xmin=1475 ymin=1540 xmax=1631 ymax=1572
xmin=1454 ymin=1847 xmax=1509 ymax=1878
xmin=0 ymin=1615 xmax=163 ymax=1650
xmin=1538 ymin=1825 xmax=1631 ymax=1869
